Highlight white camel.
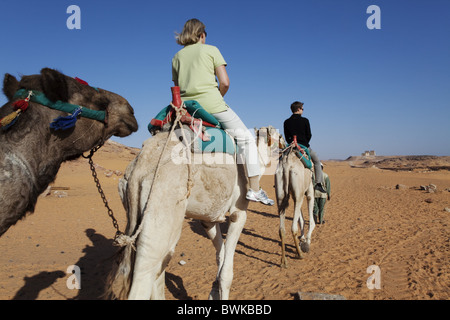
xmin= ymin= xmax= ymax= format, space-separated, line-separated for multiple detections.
xmin=273 ymin=133 xmax=316 ymax=268
xmin=107 ymin=116 xmax=276 ymax=300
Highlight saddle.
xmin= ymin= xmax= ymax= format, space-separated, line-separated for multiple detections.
xmin=280 ymin=136 xmax=313 ymax=169
xmin=147 ymin=87 xmax=237 ymax=156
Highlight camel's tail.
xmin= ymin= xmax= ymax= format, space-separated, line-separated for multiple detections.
xmin=104 ymin=170 xmax=138 ymax=300
xmin=104 ymin=244 xmax=135 ymax=299
xmin=275 ymin=153 xmax=291 ymax=212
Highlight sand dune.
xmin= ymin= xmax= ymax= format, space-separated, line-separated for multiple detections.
xmin=0 ymin=141 xmax=448 ymax=300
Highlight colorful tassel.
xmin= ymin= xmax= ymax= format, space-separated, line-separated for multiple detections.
xmin=12 ymin=90 xmax=33 ymax=112
xmin=50 ymin=107 xmax=83 ymax=130
xmin=75 ymin=77 xmax=89 ymax=86
xmin=0 ymin=110 xmax=21 ymax=130
xmin=13 ymin=99 xmax=29 ymax=111
xmin=75 ymin=77 xmax=99 ymax=91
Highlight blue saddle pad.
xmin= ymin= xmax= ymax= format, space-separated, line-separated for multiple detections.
xmin=194 ymin=127 xmax=236 ymax=156
xmin=148 ymin=101 xmax=237 ymax=156
xmin=295 ymin=144 xmax=312 ymax=169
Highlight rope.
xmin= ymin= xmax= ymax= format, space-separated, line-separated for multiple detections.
xmin=279 ymin=141 xmax=305 ymax=162
xmin=114 ymin=103 xmax=193 ymax=249
xmin=279 ymin=141 xmax=314 ymax=172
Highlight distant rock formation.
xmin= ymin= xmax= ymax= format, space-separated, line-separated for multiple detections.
xmin=346 ymin=155 xmax=450 ymax=171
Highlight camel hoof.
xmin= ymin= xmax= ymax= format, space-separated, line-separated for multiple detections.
xmin=280 ymin=261 xmax=288 ymax=269
xmin=301 ymin=242 xmax=310 ymax=253
xmin=208 ymin=280 xmax=220 ymax=300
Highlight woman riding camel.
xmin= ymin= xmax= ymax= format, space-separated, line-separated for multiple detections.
xmin=172 ymin=18 xmax=273 ymax=206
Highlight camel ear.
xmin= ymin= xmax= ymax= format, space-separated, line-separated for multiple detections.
xmin=40 ymin=68 xmax=70 ymax=102
xmin=3 ymin=73 xmax=19 ymax=101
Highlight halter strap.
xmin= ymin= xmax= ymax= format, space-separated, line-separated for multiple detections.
xmin=12 ymin=89 xmax=106 ymax=122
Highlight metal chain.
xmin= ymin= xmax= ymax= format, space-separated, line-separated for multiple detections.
xmin=82 ymin=144 xmax=123 ymax=240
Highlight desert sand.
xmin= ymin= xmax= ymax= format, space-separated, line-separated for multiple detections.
xmin=0 ymin=141 xmax=448 ymax=300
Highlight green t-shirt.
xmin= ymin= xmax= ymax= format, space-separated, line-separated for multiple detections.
xmin=172 ymin=43 xmax=228 ymax=114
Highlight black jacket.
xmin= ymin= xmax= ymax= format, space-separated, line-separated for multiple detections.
xmin=283 ymin=114 xmax=312 ymax=147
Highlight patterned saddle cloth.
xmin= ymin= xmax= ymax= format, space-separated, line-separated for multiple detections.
xmin=280 ymin=141 xmax=313 ymax=169
xmin=294 ymin=144 xmax=313 ymax=169
xmin=148 ymin=101 xmax=237 ymax=155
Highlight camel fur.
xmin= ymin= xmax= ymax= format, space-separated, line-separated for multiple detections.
xmin=0 ymin=68 xmax=138 ymax=236
xmin=107 ymin=123 xmax=275 ymax=300
xmin=273 ymin=130 xmax=316 ymax=268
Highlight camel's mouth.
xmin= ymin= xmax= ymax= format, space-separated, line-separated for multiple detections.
xmin=123 ymin=115 xmax=139 ymax=135
xmin=115 ymin=106 xmax=138 ymax=137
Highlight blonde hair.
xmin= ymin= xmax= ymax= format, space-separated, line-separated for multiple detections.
xmin=175 ymin=18 xmax=206 ymax=46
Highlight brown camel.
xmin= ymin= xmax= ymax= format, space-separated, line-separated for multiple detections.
xmin=0 ymin=68 xmax=138 ymax=236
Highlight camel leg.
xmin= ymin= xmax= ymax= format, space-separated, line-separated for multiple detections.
xmin=292 ymin=196 xmax=305 ymax=260
xmin=279 ymin=210 xmax=288 ymax=268
xmin=303 ymin=184 xmax=315 ymax=253
xmin=201 ymin=222 xmax=225 ymax=300
xmin=275 ymin=169 xmax=289 ymax=268
xmin=128 ymin=198 xmax=187 ymax=300
xmin=216 ymin=210 xmax=246 ymax=300
xmin=202 ymin=222 xmax=225 ymax=268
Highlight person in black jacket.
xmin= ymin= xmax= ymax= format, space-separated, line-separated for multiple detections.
xmin=283 ymin=101 xmax=326 ymax=193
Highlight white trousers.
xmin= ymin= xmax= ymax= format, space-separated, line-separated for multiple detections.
xmin=212 ymin=107 xmax=261 ymax=177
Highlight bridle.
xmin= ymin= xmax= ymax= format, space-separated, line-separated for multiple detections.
xmin=8 ymin=87 xmax=120 ymax=240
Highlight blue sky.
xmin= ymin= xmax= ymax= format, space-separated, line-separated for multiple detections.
xmin=1 ymin=0 xmax=449 ymax=159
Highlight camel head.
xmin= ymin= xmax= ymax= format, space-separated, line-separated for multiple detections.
xmin=255 ymin=126 xmax=285 ymax=154
xmin=254 ymin=126 xmax=285 ymax=175
xmin=0 ymin=69 xmax=138 ymax=237
xmin=2 ymin=68 xmax=138 ymax=142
